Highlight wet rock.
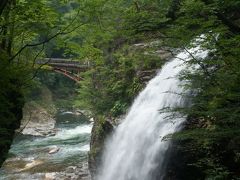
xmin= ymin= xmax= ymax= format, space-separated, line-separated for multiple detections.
xmin=76 ymin=109 xmax=92 ymax=119
xmin=19 ymin=160 xmax=44 ymax=172
xmin=88 ymin=118 xmax=114 ymax=179
xmin=53 ymin=163 xmax=91 ymax=180
xmin=17 ymin=86 xmax=57 ymax=137
xmin=17 ymin=101 xmax=56 ymax=137
xmin=48 ymin=146 xmax=60 ymax=154
xmin=45 ymin=172 xmax=56 ymax=180
xmin=2 ymin=157 xmax=28 ymax=172
xmin=65 ymin=166 xmax=77 ymax=173
xmin=136 ymin=69 xmax=158 ymax=84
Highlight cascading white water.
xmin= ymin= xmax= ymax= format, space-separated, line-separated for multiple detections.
xmin=97 ymin=44 xmax=208 ymax=180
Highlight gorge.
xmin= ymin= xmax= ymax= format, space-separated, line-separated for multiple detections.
xmin=0 ymin=1 xmax=240 ymax=180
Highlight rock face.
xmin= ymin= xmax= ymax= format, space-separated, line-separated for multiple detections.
xmin=17 ymin=102 xmax=56 ymax=136
xmin=88 ymin=117 xmax=114 ymax=179
xmin=136 ymin=69 xmax=158 ymax=83
xmin=46 ymin=163 xmax=91 ymax=180
xmin=19 ymin=160 xmax=44 ymax=172
xmin=17 ymin=86 xmax=57 ymax=137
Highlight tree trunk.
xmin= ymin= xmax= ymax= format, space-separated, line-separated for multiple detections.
xmin=7 ymin=0 xmax=16 ymax=56
xmin=0 ymin=0 xmax=10 ymax=16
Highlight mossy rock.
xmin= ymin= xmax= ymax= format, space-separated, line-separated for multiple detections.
xmin=88 ymin=116 xmax=113 ymax=179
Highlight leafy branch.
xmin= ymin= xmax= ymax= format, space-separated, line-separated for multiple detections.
xmin=8 ymin=7 xmax=84 ymax=62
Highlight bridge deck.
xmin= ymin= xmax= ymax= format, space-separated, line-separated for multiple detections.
xmin=36 ymin=58 xmax=90 ymax=82
xmin=37 ymin=58 xmax=90 ymax=70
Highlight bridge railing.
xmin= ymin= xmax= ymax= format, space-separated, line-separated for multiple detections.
xmin=36 ymin=58 xmax=90 ymax=69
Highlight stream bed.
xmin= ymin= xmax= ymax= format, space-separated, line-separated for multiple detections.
xmin=0 ymin=110 xmax=92 ymax=180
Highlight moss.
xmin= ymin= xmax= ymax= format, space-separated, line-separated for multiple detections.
xmin=88 ymin=116 xmax=113 ymax=179
xmin=95 ymin=116 xmax=107 ymax=136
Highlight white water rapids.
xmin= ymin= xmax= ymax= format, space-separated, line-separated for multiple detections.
xmin=97 ymin=44 xmax=208 ymax=180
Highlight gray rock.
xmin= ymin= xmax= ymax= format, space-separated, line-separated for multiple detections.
xmin=88 ymin=118 xmax=114 ymax=179
xmin=17 ymin=101 xmax=56 ymax=137
xmin=48 ymin=146 xmax=60 ymax=154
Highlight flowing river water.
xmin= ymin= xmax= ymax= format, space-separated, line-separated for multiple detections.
xmin=0 ymin=110 xmax=92 ymax=180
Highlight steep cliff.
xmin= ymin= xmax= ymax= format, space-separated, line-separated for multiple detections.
xmin=88 ymin=117 xmax=114 ymax=179
xmin=18 ymin=85 xmax=57 ymax=136
xmin=0 ymin=87 xmax=24 ymax=166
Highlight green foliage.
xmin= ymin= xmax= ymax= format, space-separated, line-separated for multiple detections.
xmin=0 ymin=0 xmax=240 ymax=178
xmin=161 ymin=0 xmax=240 ymax=178
xmin=69 ymin=0 xmax=170 ymax=116
xmin=75 ymin=39 xmax=165 ymax=117
xmin=0 ymin=0 xmax=75 ymax=166
xmin=0 ymin=55 xmax=25 ymax=165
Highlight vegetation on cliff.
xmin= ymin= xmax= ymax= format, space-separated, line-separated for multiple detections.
xmin=0 ymin=0 xmax=240 ymax=179
xmin=68 ymin=0 xmax=240 ymax=179
xmin=166 ymin=1 xmax=240 ymax=179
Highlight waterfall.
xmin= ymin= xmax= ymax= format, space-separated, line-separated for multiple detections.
xmin=97 ymin=44 xmax=208 ymax=180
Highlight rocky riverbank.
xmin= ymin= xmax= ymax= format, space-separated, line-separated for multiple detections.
xmin=17 ymin=101 xmax=57 ymax=137
xmin=0 ymin=110 xmax=92 ymax=180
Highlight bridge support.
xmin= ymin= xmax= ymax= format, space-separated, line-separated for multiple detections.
xmin=53 ymin=68 xmax=83 ymax=82
xmin=37 ymin=58 xmax=89 ymax=82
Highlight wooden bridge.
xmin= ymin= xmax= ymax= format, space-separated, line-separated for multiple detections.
xmin=37 ymin=58 xmax=90 ymax=82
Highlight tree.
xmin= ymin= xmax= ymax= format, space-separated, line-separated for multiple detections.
xmin=0 ymin=0 xmax=9 ymax=15
xmin=0 ymin=0 xmax=78 ymax=166
xmin=162 ymin=0 xmax=240 ymax=178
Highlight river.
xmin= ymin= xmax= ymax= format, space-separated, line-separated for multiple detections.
xmin=0 ymin=110 xmax=92 ymax=180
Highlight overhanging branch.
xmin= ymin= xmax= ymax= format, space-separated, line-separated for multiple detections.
xmin=8 ymin=7 xmax=84 ymax=62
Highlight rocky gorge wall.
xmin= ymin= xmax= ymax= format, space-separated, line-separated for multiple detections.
xmin=18 ymin=86 xmax=57 ymax=137
xmin=88 ymin=117 xmax=114 ymax=179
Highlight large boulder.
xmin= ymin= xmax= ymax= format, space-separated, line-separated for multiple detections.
xmin=18 ymin=102 xmax=56 ymax=136
xmin=88 ymin=117 xmax=114 ymax=179
xmin=17 ymin=86 xmax=57 ymax=137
